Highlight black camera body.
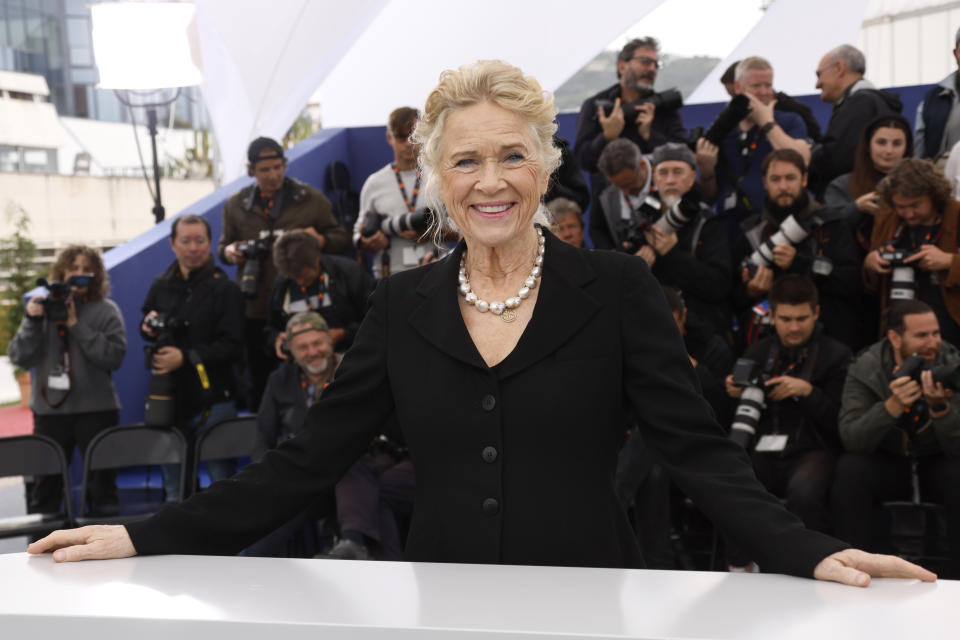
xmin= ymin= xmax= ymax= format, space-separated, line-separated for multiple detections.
xmin=361 ymin=209 xmax=433 ymax=239
xmin=236 ymin=237 xmax=272 ymax=299
xmin=143 ymin=314 xmax=183 ymax=427
xmin=880 ymin=248 xmax=919 ymax=301
xmin=36 ymin=275 xmax=93 ymax=323
xmin=741 ymin=214 xmax=812 ymax=277
xmin=618 ymin=195 xmax=662 ymax=254
xmin=703 ymin=94 xmax=752 ymax=146
xmin=594 ymin=88 xmax=683 ymax=123
xmin=894 ymin=354 xmax=960 ymax=392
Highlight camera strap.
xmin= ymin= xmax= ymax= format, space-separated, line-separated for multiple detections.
xmin=186 ymin=348 xmax=214 ymax=427
xmin=40 ymin=324 xmax=73 ymax=408
xmin=391 ymin=163 xmax=421 ymax=213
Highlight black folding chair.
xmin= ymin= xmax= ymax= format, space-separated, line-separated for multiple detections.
xmin=0 ymin=434 xmax=74 ymax=538
xmin=192 ymin=416 xmax=258 ymax=492
xmin=76 ymin=424 xmax=187 ymax=526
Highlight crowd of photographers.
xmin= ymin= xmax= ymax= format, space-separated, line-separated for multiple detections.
xmin=8 ymin=36 xmax=960 ymax=574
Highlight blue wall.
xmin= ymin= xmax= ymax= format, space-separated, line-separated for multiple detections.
xmin=102 ymin=84 xmax=933 ymax=423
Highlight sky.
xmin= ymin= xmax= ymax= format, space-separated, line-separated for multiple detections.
xmin=608 ymin=0 xmax=768 ymax=57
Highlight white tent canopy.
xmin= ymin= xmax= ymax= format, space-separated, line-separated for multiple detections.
xmin=188 ymin=0 xmax=872 ymax=182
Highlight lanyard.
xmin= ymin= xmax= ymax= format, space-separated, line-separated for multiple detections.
xmin=891 ymin=221 xmax=942 ymax=249
xmin=299 ymin=371 xmax=331 ymax=408
xmin=298 ymin=273 xmax=326 ymax=311
xmin=392 ymin=164 xmax=421 ymax=212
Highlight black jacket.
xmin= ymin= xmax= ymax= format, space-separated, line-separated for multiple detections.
xmin=544 ymin=135 xmax=590 ymax=213
xmin=126 ymin=231 xmax=845 ymax=576
xmin=733 ymin=197 xmax=863 ymax=347
xmin=574 ymin=83 xmax=687 ymax=173
xmin=266 ymin=253 xmax=375 ymax=352
xmin=737 ymin=331 xmax=852 ymax=456
xmin=810 ymin=82 xmax=902 ymax=197
xmin=140 ymin=258 xmax=244 ymax=420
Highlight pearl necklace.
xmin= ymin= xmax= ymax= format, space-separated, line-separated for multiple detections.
xmin=458 ymin=226 xmax=545 ymax=323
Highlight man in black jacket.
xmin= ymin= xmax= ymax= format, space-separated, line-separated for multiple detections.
xmin=725 ymin=275 xmax=851 ymax=543
xmin=639 ymin=142 xmax=731 ymax=336
xmin=575 ymin=37 xmax=687 ymax=241
xmin=267 ymin=230 xmax=374 ymax=359
xmin=809 ymin=44 xmax=902 ymax=197
xmin=141 ymin=215 xmax=245 ymax=502
xmin=734 ymin=149 xmax=862 ymax=348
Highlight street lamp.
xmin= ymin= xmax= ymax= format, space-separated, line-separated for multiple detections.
xmin=90 ymin=2 xmax=204 ymax=223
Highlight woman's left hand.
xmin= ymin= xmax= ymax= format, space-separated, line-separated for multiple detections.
xmin=813 ymin=548 xmax=936 ymax=587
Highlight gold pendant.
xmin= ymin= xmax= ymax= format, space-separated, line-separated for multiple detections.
xmin=500 ymin=309 xmax=517 ymax=323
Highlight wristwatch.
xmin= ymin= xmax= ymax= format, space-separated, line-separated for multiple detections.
xmin=760 ymin=121 xmax=776 ymax=136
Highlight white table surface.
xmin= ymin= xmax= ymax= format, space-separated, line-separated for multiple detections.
xmin=0 ymin=552 xmax=955 ymax=639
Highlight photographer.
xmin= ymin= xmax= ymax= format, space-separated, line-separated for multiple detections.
xmin=267 ymin=231 xmax=374 ymax=359
xmin=219 ymin=137 xmax=349 ymax=410
xmin=593 ymin=138 xmax=654 ymax=250
xmin=725 ymin=275 xmax=851 ymax=540
xmin=253 ymin=313 xmax=414 ymax=561
xmin=697 ymin=57 xmax=810 ymax=230
xmin=834 ymin=301 xmax=960 ymax=577
xmin=733 ymin=149 xmax=861 ymax=347
xmin=639 ymin=143 xmax=731 ymax=336
xmin=8 ymin=245 xmax=125 ymax=515
xmin=142 ymin=215 xmax=244 ymax=502
xmin=354 ymin=107 xmax=435 ymax=278
xmin=864 ymin=158 xmax=960 ymax=346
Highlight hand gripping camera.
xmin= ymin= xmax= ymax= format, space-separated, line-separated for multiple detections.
xmin=741 ymin=214 xmax=811 ymax=277
xmin=236 ymin=236 xmax=273 ymax=298
xmin=880 ymin=248 xmax=919 ymax=301
xmin=36 ymin=275 xmax=93 ymax=323
xmin=619 ymin=188 xmax=702 ymax=254
xmin=729 ymin=358 xmax=772 ymax=448
xmin=361 ymin=208 xmax=434 ymax=239
xmin=594 ymin=89 xmax=684 ymax=124
xmin=143 ymin=314 xmax=182 ymax=427
xmin=703 ymin=94 xmax=752 ymax=146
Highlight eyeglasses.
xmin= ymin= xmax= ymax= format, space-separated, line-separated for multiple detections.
xmin=631 ymin=56 xmax=662 ymax=69
xmin=814 ymin=61 xmax=837 ymax=79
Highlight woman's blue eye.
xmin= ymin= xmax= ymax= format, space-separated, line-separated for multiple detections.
xmin=505 ymin=152 xmax=524 ymax=163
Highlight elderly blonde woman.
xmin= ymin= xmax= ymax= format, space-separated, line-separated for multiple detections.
xmin=31 ymin=61 xmax=932 ymax=587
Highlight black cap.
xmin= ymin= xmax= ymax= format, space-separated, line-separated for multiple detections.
xmin=247 ymin=137 xmax=284 ymax=164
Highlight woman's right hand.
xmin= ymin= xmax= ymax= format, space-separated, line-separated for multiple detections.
xmin=855 ymin=191 xmax=881 ymax=214
xmin=27 ymin=525 xmax=136 ymax=562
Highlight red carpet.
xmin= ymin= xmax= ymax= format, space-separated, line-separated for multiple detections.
xmin=0 ymin=405 xmax=32 ymax=438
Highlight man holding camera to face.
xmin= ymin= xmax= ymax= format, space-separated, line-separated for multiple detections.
xmin=864 ymin=158 xmax=960 ymax=347
xmin=142 ymin=215 xmax=245 ymax=502
xmin=733 ymin=149 xmax=861 ymax=347
xmin=696 ymin=57 xmax=811 ymax=225
xmin=635 ymin=142 xmax=731 ymax=336
xmin=834 ymin=301 xmax=960 ymax=577
xmin=8 ymin=245 xmax=126 ymax=515
xmin=725 ymin=276 xmax=851 ymax=546
xmin=219 ymin=137 xmax=349 ymax=411
xmin=354 ymin=107 xmax=434 ymax=278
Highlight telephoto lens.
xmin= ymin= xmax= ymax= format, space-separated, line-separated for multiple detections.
xmin=889 ymin=266 xmax=917 ymax=300
xmin=654 ymin=188 xmax=701 ymax=234
xmin=744 ymin=214 xmax=810 ymax=270
xmin=240 ymin=258 xmax=260 ymax=298
xmin=730 ymin=385 xmax=765 ymax=448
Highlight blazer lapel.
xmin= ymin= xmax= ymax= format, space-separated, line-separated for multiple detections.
xmin=497 ymin=230 xmax=600 ymax=380
xmin=408 ymin=240 xmax=487 ymax=370
xmin=408 ymin=231 xmax=601 ymax=376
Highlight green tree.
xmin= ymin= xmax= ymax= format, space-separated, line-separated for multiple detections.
xmin=0 ymin=202 xmax=38 ymax=354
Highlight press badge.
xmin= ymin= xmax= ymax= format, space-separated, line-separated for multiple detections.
xmin=812 ymin=256 xmax=834 ymax=277
xmin=755 ymin=434 xmax=788 ymax=452
xmin=47 ymin=372 xmax=70 ymax=391
xmin=723 ymin=191 xmax=738 ymax=212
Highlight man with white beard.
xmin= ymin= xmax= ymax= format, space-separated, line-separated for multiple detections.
xmin=638 ymin=142 xmax=732 ymax=337
xmin=253 ymin=311 xmax=414 ymax=561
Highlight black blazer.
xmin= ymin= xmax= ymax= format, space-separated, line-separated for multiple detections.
xmin=127 ymin=231 xmax=845 ymax=576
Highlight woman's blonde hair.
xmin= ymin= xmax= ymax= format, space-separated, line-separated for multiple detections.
xmin=413 ymin=60 xmax=561 ymax=243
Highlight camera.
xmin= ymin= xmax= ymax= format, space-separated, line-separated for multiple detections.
xmin=143 ymin=314 xmax=182 ymax=427
xmin=361 ymin=208 xmax=434 ymax=239
xmin=703 ymin=94 xmax=752 ymax=146
xmin=880 ymin=248 xmax=919 ymax=301
xmin=36 ymin=275 xmax=93 ymax=323
xmin=236 ymin=237 xmax=272 ymax=298
xmin=729 ymin=358 xmax=772 ymax=448
xmin=891 ymin=353 xmax=960 ymax=436
xmin=594 ymin=88 xmax=684 ymax=123
xmin=618 ymin=194 xmax=662 ymax=254
xmin=653 ymin=186 xmax=703 ymax=235
xmin=741 ymin=214 xmax=811 ymax=276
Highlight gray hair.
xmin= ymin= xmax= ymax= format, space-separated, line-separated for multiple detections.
xmin=825 ymin=44 xmax=865 ymax=75
xmin=598 ymin=138 xmax=643 ymax=177
xmin=734 ymin=56 xmax=772 ymax=83
xmin=412 ymin=60 xmax=561 ymax=245
xmin=546 ymin=198 xmax=582 ymax=227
